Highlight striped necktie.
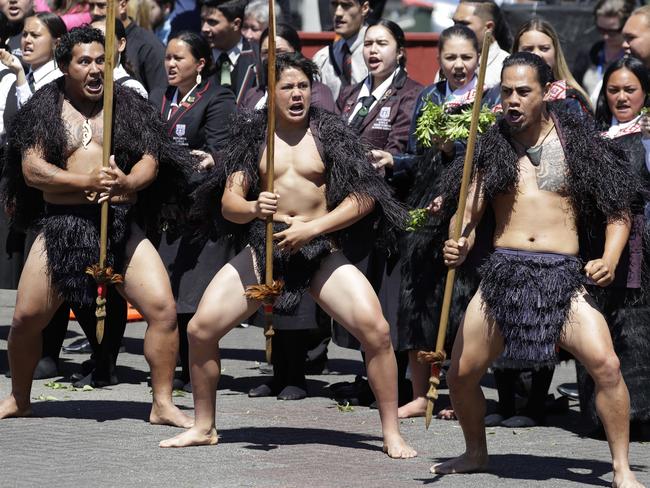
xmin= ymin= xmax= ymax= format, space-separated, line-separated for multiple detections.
xmin=27 ymin=70 xmax=35 ymax=92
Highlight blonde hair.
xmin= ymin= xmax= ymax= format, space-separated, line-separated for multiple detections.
xmin=127 ymin=0 xmax=153 ymax=30
xmin=513 ymin=18 xmax=592 ymax=110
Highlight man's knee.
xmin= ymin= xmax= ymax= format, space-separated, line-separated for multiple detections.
xmin=187 ymin=316 xmax=222 ymax=344
xmin=144 ymin=297 xmax=177 ymax=332
xmin=356 ymin=315 xmax=392 ymax=352
xmin=10 ymin=306 xmax=49 ymax=336
xmin=588 ymin=351 xmax=622 ymax=388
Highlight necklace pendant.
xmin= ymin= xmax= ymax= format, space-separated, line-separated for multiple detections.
xmin=527 ymin=145 xmax=542 ymax=166
xmin=82 ymin=118 xmax=92 ymax=149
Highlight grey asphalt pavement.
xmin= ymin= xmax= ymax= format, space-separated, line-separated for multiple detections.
xmin=0 ymin=289 xmax=648 ymax=488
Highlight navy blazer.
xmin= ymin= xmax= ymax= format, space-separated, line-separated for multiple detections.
xmin=149 ymin=78 xmax=237 ymax=157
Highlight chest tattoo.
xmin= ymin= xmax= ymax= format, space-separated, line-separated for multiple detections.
xmin=534 ymin=137 xmax=567 ymax=193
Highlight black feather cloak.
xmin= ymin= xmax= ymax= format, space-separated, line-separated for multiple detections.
xmin=1 ymin=77 xmax=198 ymax=232
xmin=191 ymin=107 xmax=408 ymax=248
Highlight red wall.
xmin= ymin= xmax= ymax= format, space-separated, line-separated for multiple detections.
xmin=299 ymin=32 xmax=440 ymax=86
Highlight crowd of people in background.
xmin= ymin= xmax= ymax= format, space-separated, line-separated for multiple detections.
xmin=0 ymin=0 xmax=648 ymax=455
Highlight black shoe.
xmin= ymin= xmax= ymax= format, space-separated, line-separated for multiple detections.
xmin=258 ymin=363 xmax=273 ymax=374
xmin=33 ymin=357 xmax=59 ymax=379
xmin=62 ymin=338 xmax=92 ymax=354
xmin=172 ymin=378 xmax=186 ymax=390
xmin=72 ymin=370 xmax=118 ymax=388
xmin=5 ymin=357 xmax=59 ymax=379
xmin=249 ymin=383 xmax=277 ymax=398
xmin=557 ymin=383 xmax=579 ymax=400
xmin=277 ymin=385 xmax=307 ymax=400
xmin=330 ymin=375 xmax=375 ymax=407
xmin=305 ymin=356 xmax=329 ymax=375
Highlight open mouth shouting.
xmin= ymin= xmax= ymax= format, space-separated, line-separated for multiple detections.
xmin=86 ymin=77 xmax=103 ymax=96
xmin=288 ymin=100 xmax=305 ymax=117
xmin=451 ymin=70 xmax=468 ymax=86
xmin=506 ymin=108 xmax=524 ymax=125
xmin=367 ymin=56 xmax=382 ymax=71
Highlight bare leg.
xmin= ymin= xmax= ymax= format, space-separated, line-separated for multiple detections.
xmin=118 ymin=227 xmax=191 ymax=428
xmin=431 ymin=291 xmax=503 ymax=474
xmin=397 ymin=350 xmax=429 ymax=418
xmin=0 ymin=234 xmax=63 ymax=418
xmin=159 ymin=250 xmax=260 ymax=448
xmin=560 ymin=293 xmax=644 ymax=488
xmin=310 ymin=252 xmax=416 ymax=459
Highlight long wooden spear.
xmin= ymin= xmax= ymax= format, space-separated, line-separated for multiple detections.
xmin=421 ymin=32 xmax=493 ymax=429
xmin=244 ymin=0 xmax=283 ymax=364
xmin=86 ymin=1 xmax=121 ymax=343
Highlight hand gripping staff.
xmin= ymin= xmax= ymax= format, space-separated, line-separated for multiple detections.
xmin=420 ymin=31 xmax=493 ymax=429
xmin=243 ymin=0 xmax=284 ymax=364
xmin=85 ymin=1 xmax=121 ymax=343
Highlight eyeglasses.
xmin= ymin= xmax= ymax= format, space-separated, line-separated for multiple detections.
xmin=597 ymin=26 xmax=623 ymax=36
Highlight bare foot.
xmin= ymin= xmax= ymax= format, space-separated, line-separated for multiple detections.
xmin=613 ymin=470 xmax=645 ymax=488
xmin=150 ymin=403 xmax=194 ymax=428
xmin=159 ymin=426 xmax=219 ymax=448
xmin=398 ymin=397 xmax=428 ymax=418
xmin=382 ymin=433 xmax=417 ymax=459
xmin=430 ymin=452 xmax=488 ymax=474
xmin=0 ymin=395 xmax=32 ymax=420
xmin=436 ymin=408 xmax=456 ymax=420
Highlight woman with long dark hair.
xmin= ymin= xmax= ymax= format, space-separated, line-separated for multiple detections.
xmin=578 ymin=56 xmax=650 ymax=432
xmin=331 ymin=19 xmax=423 ymax=407
xmin=149 ymin=31 xmax=237 ymax=390
xmin=396 ymin=24 xmax=499 ymax=419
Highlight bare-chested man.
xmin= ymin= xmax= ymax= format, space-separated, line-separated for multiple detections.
xmin=159 ymin=53 xmax=416 ymax=458
xmin=437 ymin=52 xmax=644 ymax=487
xmin=0 ymin=27 xmax=192 ymax=429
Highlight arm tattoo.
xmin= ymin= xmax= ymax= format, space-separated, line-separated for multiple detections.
xmin=535 ymin=138 xmax=567 ymax=193
xmin=25 ymin=157 xmax=62 ymax=186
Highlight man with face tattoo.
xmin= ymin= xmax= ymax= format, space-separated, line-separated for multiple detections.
xmin=435 ymin=52 xmax=644 ymax=488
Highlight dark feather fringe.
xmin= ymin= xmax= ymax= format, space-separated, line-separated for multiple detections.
xmin=1 ymin=79 xmax=198 ymax=233
xmin=397 ymin=149 xmax=487 ymax=352
xmin=438 ymin=106 xmax=638 ymax=229
xmin=190 ymin=107 xmax=409 ymax=246
xmin=578 ymin=287 xmax=650 ymax=425
xmin=248 ymin=220 xmax=333 ymax=314
xmin=479 ymin=250 xmax=585 ymax=368
xmin=40 ymin=205 xmax=130 ymax=307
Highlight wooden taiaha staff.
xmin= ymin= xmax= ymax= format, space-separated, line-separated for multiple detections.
xmin=86 ymin=1 xmax=122 ymax=344
xmin=421 ymin=32 xmax=493 ymax=429
xmin=244 ymin=0 xmax=283 ymax=364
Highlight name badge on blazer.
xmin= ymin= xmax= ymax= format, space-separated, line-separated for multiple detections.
xmin=173 ymin=124 xmax=188 ymax=146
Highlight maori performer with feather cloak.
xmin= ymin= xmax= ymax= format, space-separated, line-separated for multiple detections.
xmin=577 ymin=56 xmax=650 ymax=434
xmin=159 ymin=53 xmax=416 ymax=458
xmin=0 ymin=26 xmax=195 ymax=428
xmin=435 ymin=52 xmax=644 ymax=488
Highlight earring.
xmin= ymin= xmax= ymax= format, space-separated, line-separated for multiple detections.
xmin=196 ymin=72 xmax=202 ymax=85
